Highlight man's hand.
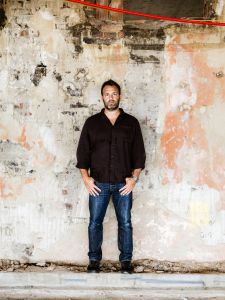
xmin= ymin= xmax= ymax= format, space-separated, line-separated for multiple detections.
xmin=84 ymin=177 xmax=101 ymax=196
xmin=119 ymin=177 xmax=136 ymax=196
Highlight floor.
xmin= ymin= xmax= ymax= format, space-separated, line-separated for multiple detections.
xmin=1 ymin=271 xmax=225 ymax=299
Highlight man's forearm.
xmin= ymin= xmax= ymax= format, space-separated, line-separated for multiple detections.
xmin=79 ymin=169 xmax=90 ymax=181
xmin=132 ymin=168 xmax=142 ymax=179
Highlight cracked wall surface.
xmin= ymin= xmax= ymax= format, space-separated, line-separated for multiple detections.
xmin=0 ymin=0 xmax=225 ymax=266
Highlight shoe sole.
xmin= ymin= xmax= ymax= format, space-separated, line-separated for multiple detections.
xmin=87 ymin=270 xmax=100 ymax=273
xmin=120 ymin=270 xmax=133 ymax=274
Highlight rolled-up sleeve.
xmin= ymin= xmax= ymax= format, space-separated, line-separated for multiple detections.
xmin=131 ymin=120 xmax=146 ymax=170
xmin=76 ymin=119 xmax=91 ymax=169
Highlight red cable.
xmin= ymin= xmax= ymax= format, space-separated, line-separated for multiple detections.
xmin=66 ymin=0 xmax=225 ymax=27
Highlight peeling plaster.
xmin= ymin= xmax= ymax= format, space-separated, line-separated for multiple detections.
xmin=31 ymin=63 xmax=47 ymax=86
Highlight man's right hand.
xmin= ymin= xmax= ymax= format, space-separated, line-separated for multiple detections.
xmin=84 ymin=176 xmax=101 ymax=196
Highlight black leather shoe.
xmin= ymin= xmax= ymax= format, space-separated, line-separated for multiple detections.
xmin=120 ymin=261 xmax=134 ymax=274
xmin=87 ymin=260 xmax=100 ymax=273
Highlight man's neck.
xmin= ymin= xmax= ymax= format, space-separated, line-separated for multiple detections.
xmin=104 ymin=108 xmax=120 ymax=119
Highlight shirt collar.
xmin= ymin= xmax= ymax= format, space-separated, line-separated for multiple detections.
xmin=100 ymin=108 xmax=124 ymax=115
xmin=100 ymin=108 xmax=125 ymax=125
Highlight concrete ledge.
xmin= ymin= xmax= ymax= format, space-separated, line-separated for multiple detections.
xmin=0 ymin=272 xmax=225 ymax=299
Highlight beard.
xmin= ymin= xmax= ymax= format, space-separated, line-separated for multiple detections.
xmin=103 ymin=99 xmax=120 ymax=111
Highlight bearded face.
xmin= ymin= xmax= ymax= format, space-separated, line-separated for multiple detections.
xmin=102 ymin=85 xmax=120 ymax=111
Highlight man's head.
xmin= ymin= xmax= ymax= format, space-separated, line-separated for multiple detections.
xmin=101 ymin=79 xmax=121 ymax=111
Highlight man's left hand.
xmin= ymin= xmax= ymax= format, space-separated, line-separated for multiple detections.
xmin=119 ymin=177 xmax=136 ymax=196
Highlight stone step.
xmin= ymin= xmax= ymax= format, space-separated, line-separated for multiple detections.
xmin=0 ymin=272 xmax=225 ymax=299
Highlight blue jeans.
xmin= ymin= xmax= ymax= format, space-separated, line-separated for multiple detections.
xmin=88 ymin=181 xmax=133 ymax=262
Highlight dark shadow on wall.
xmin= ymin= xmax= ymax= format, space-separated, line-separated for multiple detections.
xmin=124 ymin=0 xmax=205 ymax=20
xmin=0 ymin=5 xmax=7 ymax=29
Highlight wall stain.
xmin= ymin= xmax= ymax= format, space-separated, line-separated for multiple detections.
xmin=70 ymin=103 xmax=88 ymax=108
xmin=123 ymin=25 xmax=166 ymax=51
xmin=24 ymin=245 xmax=34 ymax=257
xmin=0 ymin=7 xmax=7 ymax=30
xmin=13 ymin=70 xmax=20 ymax=80
xmin=130 ymin=53 xmax=160 ymax=64
xmin=68 ymin=22 xmax=166 ymax=56
xmin=73 ymin=126 xmax=80 ymax=131
xmin=215 ymin=71 xmax=224 ymax=78
xmin=123 ymin=25 xmax=165 ymax=63
xmin=31 ymin=63 xmax=47 ymax=86
xmin=65 ymin=203 xmax=73 ymax=210
xmin=53 ymin=71 xmax=62 ymax=82
xmin=61 ymin=111 xmax=75 ymax=116
xmin=68 ymin=22 xmax=119 ymax=49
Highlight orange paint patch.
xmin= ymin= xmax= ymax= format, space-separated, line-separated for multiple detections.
xmin=166 ymin=44 xmax=177 ymax=65
xmin=0 ymin=124 xmax=9 ymax=141
xmin=0 ymin=177 xmax=5 ymax=198
xmin=167 ymin=41 xmax=225 ymax=109
xmin=163 ymin=34 xmax=225 ymax=190
xmin=18 ymin=127 xmax=31 ymax=150
xmin=197 ymin=170 xmax=218 ymax=190
xmin=185 ymin=116 xmax=208 ymax=150
xmin=191 ymin=52 xmax=217 ymax=108
xmin=162 ymin=176 xmax=169 ymax=185
xmin=0 ymin=177 xmax=14 ymax=199
xmin=161 ymin=111 xmax=210 ymax=186
xmin=161 ymin=111 xmax=186 ymax=170
xmin=0 ymin=176 xmax=36 ymax=200
xmin=33 ymin=140 xmax=55 ymax=166
xmin=161 ymin=111 xmax=225 ymax=190
xmin=24 ymin=178 xmax=35 ymax=184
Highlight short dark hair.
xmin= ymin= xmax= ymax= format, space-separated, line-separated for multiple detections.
xmin=101 ymin=79 xmax=121 ymax=96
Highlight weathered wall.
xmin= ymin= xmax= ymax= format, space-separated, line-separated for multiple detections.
xmin=158 ymin=25 xmax=225 ymax=261
xmin=0 ymin=0 xmax=225 ymax=266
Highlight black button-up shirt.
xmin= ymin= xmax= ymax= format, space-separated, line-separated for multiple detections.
xmin=76 ymin=108 xmax=146 ymax=183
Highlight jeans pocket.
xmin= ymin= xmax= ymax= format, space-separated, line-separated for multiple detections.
xmin=94 ymin=180 xmax=103 ymax=195
xmin=94 ymin=179 xmax=99 ymax=185
xmin=118 ymin=182 xmax=126 ymax=190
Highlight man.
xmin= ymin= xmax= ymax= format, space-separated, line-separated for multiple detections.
xmin=76 ymin=79 xmax=146 ymax=273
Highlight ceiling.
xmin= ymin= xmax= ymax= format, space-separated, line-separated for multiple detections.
xmin=123 ymin=0 xmax=205 ymax=20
